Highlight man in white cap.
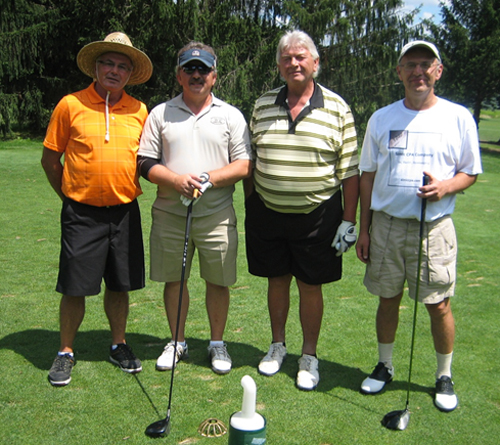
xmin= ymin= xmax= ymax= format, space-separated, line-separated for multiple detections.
xmin=42 ymin=32 xmax=153 ymax=386
xmin=137 ymin=42 xmax=251 ymax=375
xmin=356 ymin=40 xmax=482 ymax=412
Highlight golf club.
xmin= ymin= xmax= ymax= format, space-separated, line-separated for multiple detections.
xmin=145 ymin=191 xmax=198 ymax=438
xmin=382 ymin=174 xmax=429 ymax=431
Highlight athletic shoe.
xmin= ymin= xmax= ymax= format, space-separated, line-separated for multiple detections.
xmin=109 ymin=343 xmax=142 ymax=373
xmin=360 ymin=362 xmax=394 ymax=394
xmin=434 ymin=376 xmax=458 ymax=412
xmin=296 ymin=354 xmax=319 ymax=391
xmin=258 ymin=342 xmax=287 ymax=376
xmin=48 ymin=353 xmax=75 ymax=386
xmin=156 ymin=341 xmax=189 ymax=371
xmin=208 ymin=343 xmax=232 ymax=374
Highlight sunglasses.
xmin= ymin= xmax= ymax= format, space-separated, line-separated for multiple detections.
xmin=182 ymin=64 xmax=213 ymax=75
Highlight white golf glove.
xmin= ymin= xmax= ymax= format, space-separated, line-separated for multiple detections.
xmin=180 ymin=172 xmax=213 ymax=206
xmin=332 ymin=220 xmax=357 ymax=257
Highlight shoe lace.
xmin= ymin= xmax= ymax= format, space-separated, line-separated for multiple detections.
xmin=166 ymin=342 xmax=183 ymax=357
xmin=115 ymin=344 xmax=136 ymax=360
xmin=436 ymin=377 xmax=454 ymax=394
xmin=269 ymin=344 xmax=285 ymax=359
xmin=211 ymin=345 xmax=229 ymax=361
xmin=54 ymin=354 xmax=73 ymax=372
xmin=299 ymin=355 xmax=316 ymax=371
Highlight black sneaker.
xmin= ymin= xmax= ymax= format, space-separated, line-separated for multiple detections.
xmin=48 ymin=353 xmax=75 ymax=386
xmin=109 ymin=343 xmax=142 ymax=374
xmin=360 ymin=362 xmax=394 ymax=394
xmin=434 ymin=376 xmax=458 ymax=412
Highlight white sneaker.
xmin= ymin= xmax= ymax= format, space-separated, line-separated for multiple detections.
xmin=208 ymin=343 xmax=232 ymax=374
xmin=258 ymin=343 xmax=287 ymax=376
xmin=296 ymin=354 xmax=319 ymax=391
xmin=156 ymin=341 xmax=188 ymax=371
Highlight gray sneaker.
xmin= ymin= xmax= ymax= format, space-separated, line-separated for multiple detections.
xmin=208 ymin=343 xmax=232 ymax=374
xmin=48 ymin=353 xmax=75 ymax=386
xmin=258 ymin=342 xmax=287 ymax=376
xmin=296 ymin=354 xmax=319 ymax=391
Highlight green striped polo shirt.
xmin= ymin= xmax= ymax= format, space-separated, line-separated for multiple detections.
xmin=250 ymin=82 xmax=359 ymax=213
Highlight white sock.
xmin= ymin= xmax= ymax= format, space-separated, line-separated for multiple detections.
xmin=58 ymin=351 xmax=74 ymax=357
xmin=378 ymin=343 xmax=394 ymax=368
xmin=209 ymin=340 xmax=224 ymax=348
xmin=436 ymin=351 xmax=453 ymax=379
xmin=173 ymin=340 xmax=186 ymax=347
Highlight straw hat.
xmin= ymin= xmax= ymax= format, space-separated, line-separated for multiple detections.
xmin=77 ymin=32 xmax=153 ymax=85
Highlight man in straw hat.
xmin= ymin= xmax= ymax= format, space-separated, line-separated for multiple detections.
xmin=42 ymin=32 xmax=153 ymax=386
xmin=137 ymin=41 xmax=252 ymax=375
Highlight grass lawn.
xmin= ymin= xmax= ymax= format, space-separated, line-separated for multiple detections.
xmin=0 ymin=138 xmax=499 ymax=444
xmin=479 ymin=109 xmax=500 ymax=152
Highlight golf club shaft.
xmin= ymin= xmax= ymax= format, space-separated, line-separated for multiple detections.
xmin=405 ymin=174 xmax=429 ymax=409
xmin=166 ymin=201 xmax=194 ymax=413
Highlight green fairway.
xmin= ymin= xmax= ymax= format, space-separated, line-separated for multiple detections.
xmin=1 ymin=139 xmax=499 ymax=444
xmin=479 ymin=110 xmax=500 ymax=152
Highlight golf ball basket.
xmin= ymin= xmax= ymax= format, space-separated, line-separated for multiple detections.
xmin=198 ymin=418 xmax=228 ymax=437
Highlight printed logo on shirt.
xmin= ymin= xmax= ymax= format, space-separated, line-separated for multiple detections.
xmin=389 ymin=130 xmax=408 ymax=149
xmin=210 ymin=117 xmax=226 ymax=125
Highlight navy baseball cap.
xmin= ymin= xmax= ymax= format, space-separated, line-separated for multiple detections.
xmin=178 ymin=48 xmax=216 ymax=68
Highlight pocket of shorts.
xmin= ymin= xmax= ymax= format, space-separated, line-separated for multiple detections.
xmin=425 ymin=222 xmax=457 ymax=286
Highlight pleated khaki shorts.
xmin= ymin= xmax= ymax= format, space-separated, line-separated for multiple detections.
xmin=364 ymin=211 xmax=457 ymax=304
xmin=150 ymin=205 xmax=237 ymax=287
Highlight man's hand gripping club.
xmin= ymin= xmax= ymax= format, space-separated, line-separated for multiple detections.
xmin=180 ymin=172 xmax=213 ymax=206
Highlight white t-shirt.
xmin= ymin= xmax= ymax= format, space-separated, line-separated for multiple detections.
xmin=360 ymin=98 xmax=482 ymax=221
xmin=139 ymin=94 xmax=251 ymax=217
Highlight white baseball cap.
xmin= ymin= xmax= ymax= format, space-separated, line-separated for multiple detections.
xmin=399 ymin=40 xmax=441 ymax=62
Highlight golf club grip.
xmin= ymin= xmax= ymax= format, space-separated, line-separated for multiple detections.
xmin=193 ymin=189 xmax=200 ymax=199
xmin=420 ymin=174 xmax=430 ymax=225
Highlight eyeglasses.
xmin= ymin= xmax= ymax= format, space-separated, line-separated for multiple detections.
xmin=97 ymin=60 xmax=132 ymax=74
xmin=399 ymin=61 xmax=439 ymax=73
xmin=182 ymin=64 xmax=213 ymax=75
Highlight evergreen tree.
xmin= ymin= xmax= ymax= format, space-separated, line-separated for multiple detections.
xmin=429 ymin=0 xmax=500 ymax=127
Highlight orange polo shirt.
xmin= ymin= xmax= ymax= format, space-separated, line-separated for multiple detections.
xmin=44 ymin=83 xmax=148 ymax=207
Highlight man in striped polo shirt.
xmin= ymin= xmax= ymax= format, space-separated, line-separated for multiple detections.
xmin=245 ymin=30 xmax=359 ymax=390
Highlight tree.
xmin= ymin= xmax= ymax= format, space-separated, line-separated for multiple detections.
xmin=283 ymin=0 xmax=422 ymax=137
xmin=429 ymin=0 xmax=500 ymax=129
xmin=0 ymin=0 xmax=424 ymax=138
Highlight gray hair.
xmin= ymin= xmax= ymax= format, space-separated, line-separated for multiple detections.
xmin=276 ymin=30 xmax=320 ymax=78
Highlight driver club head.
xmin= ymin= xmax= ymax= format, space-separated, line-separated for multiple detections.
xmin=381 ymin=409 xmax=410 ymax=431
xmin=145 ymin=417 xmax=171 ymax=438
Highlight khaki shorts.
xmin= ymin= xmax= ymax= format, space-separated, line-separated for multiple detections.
xmin=364 ymin=211 xmax=457 ymax=304
xmin=150 ymin=205 xmax=237 ymax=286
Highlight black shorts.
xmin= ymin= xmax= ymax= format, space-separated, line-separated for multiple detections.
xmin=56 ymin=198 xmax=145 ymax=296
xmin=244 ymin=190 xmax=343 ymax=285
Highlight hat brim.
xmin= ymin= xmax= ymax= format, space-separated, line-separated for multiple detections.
xmin=77 ymin=41 xmax=153 ymax=85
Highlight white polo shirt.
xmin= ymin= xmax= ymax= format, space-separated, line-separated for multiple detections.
xmin=139 ymin=93 xmax=251 ymax=217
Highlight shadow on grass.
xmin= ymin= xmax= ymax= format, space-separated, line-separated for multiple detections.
xmin=181 ymin=337 xmax=431 ymax=397
xmin=0 ymin=329 xmax=165 ymax=369
xmin=0 ymin=330 xmax=431 ymax=399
